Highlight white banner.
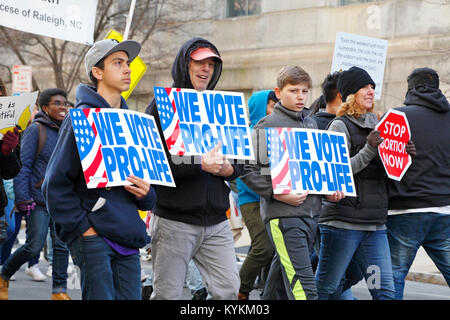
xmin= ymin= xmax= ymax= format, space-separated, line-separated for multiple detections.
xmin=331 ymin=32 xmax=388 ymax=100
xmin=0 ymin=0 xmax=98 ymax=44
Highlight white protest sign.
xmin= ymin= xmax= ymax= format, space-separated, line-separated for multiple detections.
xmin=154 ymin=87 xmax=254 ymax=160
xmin=69 ymin=108 xmax=175 ymax=189
xmin=266 ymin=128 xmax=356 ymax=196
xmin=0 ymin=0 xmax=98 ymax=44
xmin=331 ymin=32 xmax=388 ymax=100
xmin=0 ymin=91 xmax=38 ymax=137
xmin=12 ymin=65 xmax=32 ymax=93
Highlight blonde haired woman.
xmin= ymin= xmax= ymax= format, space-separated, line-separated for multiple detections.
xmin=315 ymin=67 xmax=396 ymax=300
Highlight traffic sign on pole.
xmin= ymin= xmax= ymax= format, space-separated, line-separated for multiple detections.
xmin=12 ymin=65 xmax=32 ymax=93
xmin=104 ymin=29 xmax=147 ymax=100
xmin=375 ymin=109 xmax=412 ymax=181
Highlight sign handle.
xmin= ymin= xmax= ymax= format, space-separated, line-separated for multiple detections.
xmin=123 ymin=0 xmax=137 ymax=40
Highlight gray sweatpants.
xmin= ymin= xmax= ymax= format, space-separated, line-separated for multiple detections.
xmin=150 ymin=215 xmax=240 ymax=300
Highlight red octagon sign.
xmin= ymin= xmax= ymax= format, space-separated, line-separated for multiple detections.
xmin=375 ymin=109 xmax=412 ymax=181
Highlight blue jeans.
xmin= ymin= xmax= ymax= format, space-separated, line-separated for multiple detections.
xmin=68 ymin=235 xmax=141 ymax=300
xmin=0 ymin=212 xmax=39 ymax=267
xmin=387 ymin=212 xmax=450 ymax=299
xmin=315 ymin=225 xmax=395 ymax=300
xmin=0 ymin=206 xmax=69 ymax=293
xmin=186 ymin=260 xmax=205 ymax=294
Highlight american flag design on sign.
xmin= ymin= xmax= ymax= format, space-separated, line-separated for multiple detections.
xmin=266 ymin=127 xmax=292 ymax=194
xmin=154 ymin=87 xmax=185 ymax=156
xmin=70 ymin=108 xmax=108 ymax=188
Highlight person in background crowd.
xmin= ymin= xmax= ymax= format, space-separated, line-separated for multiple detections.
xmin=237 ymin=90 xmax=278 ymax=300
xmin=1 ymin=103 xmax=42 ymax=282
xmin=311 ymin=72 xmax=342 ymax=130
xmin=43 ymin=39 xmax=156 ymax=300
xmin=0 ymin=77 xmax=24 ymax=300
xmin=1 ymin=88 xmax=72 ymax=300
xmin=387 ymin=67 xmax=450 ymax=299
xmin=146 ymin=37 xmax=242 ymax=300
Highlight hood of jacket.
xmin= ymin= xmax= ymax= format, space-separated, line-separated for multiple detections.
xmin=74 ymin=84 xmax=129 ymax=110
xmin=404 ymin=86 xmax=450 ymax=113
xmin=32 ymin=110 xmax=61 ymax=130
xmin=171 ymin=37 xmax=222 ymax=90
xmin=248 ymin=90 xmax=270 ymax=129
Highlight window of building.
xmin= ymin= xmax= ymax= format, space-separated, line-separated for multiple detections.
xmin=226 ymin=0 xmax=261 ymax=18
xmin=339 ymin=0 xmax=381 ymax=5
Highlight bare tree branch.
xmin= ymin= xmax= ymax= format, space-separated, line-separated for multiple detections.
xmin=0 ymin=0 xmax=210 ymax=95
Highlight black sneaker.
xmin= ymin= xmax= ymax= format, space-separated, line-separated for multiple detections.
xmin=141 ymin=285 xmax=153 ymax=300
xmin=191 ymin=287 xmax=208 ymax=300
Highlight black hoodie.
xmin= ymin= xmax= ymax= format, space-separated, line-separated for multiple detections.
xmin=145 ymin=38 xmax=242 ymax=226
xmin=388 ymin=86 xmax=450 ymax=209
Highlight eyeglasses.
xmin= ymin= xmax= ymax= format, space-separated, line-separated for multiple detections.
xmin=50 ymin=100 xmax=71 ymax=107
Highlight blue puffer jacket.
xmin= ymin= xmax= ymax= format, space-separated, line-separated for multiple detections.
xmin=14 ymin=111 xmax=60 ymax=206
xmin=237 ymin=90 xmax=271 ymax=206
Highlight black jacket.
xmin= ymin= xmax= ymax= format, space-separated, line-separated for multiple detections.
xmin=320 ymin=116 xmax=388 ymax=225
xmin=145 ymin=38 xmax=243 ymax=226
xmin=311 ymin=110 xmax=335 ymax=130
xmin=388 ymin=86 xmax=450 ymax=209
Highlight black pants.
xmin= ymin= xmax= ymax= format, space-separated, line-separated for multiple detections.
xmin=262 ymin=216 xmax=318 ymax=300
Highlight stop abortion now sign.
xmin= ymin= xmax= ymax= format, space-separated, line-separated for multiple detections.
xmin=375 ymin=109 xmax=412 ymax=181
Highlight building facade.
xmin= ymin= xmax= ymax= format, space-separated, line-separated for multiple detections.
xmin=130 ymin=0 xmax=450 ymax=113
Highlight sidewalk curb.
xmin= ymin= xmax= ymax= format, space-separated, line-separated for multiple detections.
xmin=237 ymin=253 xmax=447 ymax=287
xmin=406 ymin=271 xmax=447 ymax=286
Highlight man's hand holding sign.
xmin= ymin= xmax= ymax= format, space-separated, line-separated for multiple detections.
xmin=201 ymin=141 xmax=234 ymax=177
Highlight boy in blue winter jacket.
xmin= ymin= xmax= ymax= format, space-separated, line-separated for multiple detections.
xmin=42 ymin=39 xmax=156 ymax=300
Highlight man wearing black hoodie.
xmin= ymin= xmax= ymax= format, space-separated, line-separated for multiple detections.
xmin=146 ymin=38 xmax=242 ymax=300
xmin=387 ymin=67 xmax=450 ymax=299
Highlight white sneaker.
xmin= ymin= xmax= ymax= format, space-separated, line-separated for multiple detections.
xmin=9 ymin=275 xmax=15 ymax=281
xmin=141 ymin=269 xmax=149 ymax=282
xmin=25 ymin=265 xmax=46 ymax=281
xmin=46 ymin=266 xmax=52 ymax=278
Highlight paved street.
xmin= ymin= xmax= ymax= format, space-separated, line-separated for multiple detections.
xmin=1 ymin=225 xmax=448 ymax=300
xmin=4 ymin=247 xmax=450 ymax=300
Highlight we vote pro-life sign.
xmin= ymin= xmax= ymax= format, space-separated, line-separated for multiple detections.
xmin=154 ymin=87 xmax=254 ymax=160
xmin=266 ymin=128 xmax=356 ymax=196
xmin=70 ymin=108 xmax=175 ymax=189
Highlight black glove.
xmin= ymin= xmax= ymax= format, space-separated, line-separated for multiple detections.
xmin=405 ymin=140 xmax=416 ymax=158
xmin=367 ymin=130 xmax=383 ymax=148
